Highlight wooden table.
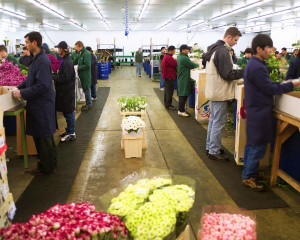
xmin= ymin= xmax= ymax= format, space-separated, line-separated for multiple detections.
xmin=271 ymin=110 xmax=300 ymax=192
xmin=4 ymin=105 xmax=28 ymax=169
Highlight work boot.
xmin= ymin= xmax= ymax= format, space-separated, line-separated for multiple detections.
xmin=208 ymin=153 xmax=229 ymax=161
xmin=242 ymin=177 xmax=265 ymax=192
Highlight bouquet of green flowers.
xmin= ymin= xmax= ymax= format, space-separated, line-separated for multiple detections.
xmin=101 ymin=169 xmax=195 ymax=240
xmin=118 ymin=96 xmax=147 ymax=112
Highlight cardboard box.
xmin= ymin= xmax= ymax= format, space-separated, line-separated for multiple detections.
xmin=0 ymin=86 xmax=22 ymax=112
xmin=176 ymin=225 xmax=191 ymax=240
xmin=0 ymin=153 xmax=7 ymax=180
xmin=275 ymin=91 xmax=300 ymax=120
xmin=0 ymin=193 xmax=15 ymax=227
xmin=0 ymin=105 xmax=3 ymax=129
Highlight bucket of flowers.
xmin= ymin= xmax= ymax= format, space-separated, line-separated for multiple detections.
xmin=198 ymin=205 xmax=257 ymax=240
xmin=121 ymin=116 xmax=145 ymax=158
xmin=100 ymin=168 xmax=196 ymax=240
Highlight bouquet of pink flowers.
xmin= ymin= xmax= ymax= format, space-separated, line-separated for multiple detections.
xmin=0 ymin=61 xmax=27 ymax=86
xmin=48 ymin=54 xmax=61 ymax=73
xmin=199 ymin=205 xmax=256 ymax=240
xmin=0 ymin=203 xmax=129 ymax=240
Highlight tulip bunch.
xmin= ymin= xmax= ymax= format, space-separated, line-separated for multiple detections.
xmin=48 ymin=54 xmax=61 ymax=73
xmin=0 ymin=61 xmax=27 ymax=86
xmin=199 ymin=213 xmax=256 ymax=240
xmin=0 ymin=203 xmax=129 ymax=240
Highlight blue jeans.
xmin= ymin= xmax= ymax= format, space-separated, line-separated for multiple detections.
xmin=136 ymin=62 xmax=142 ymax=76
xmin=206 ymin=101 xmax=228 ymax=154
xmin=160 ymin=74 xmax=165 ymax=88
xmin=91 ymin=84 xmax=97 ymax=99
xmin=242 ymin=144 xmax=267 ymax=179
xmin=83 ymin=89 xmax=92 ymax=107
xmin=63 ymin=112 xmax=75 ymax=134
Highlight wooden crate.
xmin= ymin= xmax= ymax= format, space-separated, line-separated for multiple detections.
xmin=176 ymin=225 xmax=191 ymax=240
xmin=0 ymin=86 xmax=22 ymax=112
xmin=275 ymin=91 xmax=300 ymax=119
xmin=123 ymin=134 xmax=143 ymax=158
xmin=234 ymin=84 xmax=270 ymax=166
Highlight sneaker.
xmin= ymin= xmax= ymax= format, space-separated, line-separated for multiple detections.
xmin=206 ymin=149 xmax=225 ymax=156
xmin=92 ymin=97 xmax=97 ymax=101
xmin=166 ymin=106 xmax=176 ymax=110
xmin=208 ymin=153 xmax=229 ymax=161
xmin=60 ymin=134 xmax=76 ymax=142
xmin=81 ymin=105 xmax=92 ymax=111
xmin=178 ymin=111 xmax=189 ymax=117
xmin=160 ymin=88 xmax=165 ymax=91
xmin=242 ymin=177 xmax=265 ymax=192
xmin=59 ymin=131 xmax=67 ymax=137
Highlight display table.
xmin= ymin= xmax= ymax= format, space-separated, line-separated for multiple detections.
xmin=4 ymin=105 xmax=29 ymax=168
xmin=190 ymin=69 xmax=210 ymax=123
xmin=271 ymin=110 xmax=300 ymax=192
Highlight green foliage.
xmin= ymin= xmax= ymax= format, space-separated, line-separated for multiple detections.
xmin=118 ymin=96 xmax=147 ymax=112
xmin=265 ymin=53 xmax=280 ymax=70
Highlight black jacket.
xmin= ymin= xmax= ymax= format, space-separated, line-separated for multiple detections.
xmin=19 ymin=55 xmax=33 ymax=67
xmin=203 ymin=40 xmax=243 ymax=81
xmin=286 ymin=57 xmax=300 ymax=80
xmin=91 ymin=54 xmax=97 ymax=85
xmin=18 ymin=50 xmax=56 ymax=137
xmin=53 ymin=54 xmax=76 ymax=113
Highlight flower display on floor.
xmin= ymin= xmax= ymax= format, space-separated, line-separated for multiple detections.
xmin=0 ymin=61 xmax=27 ymax=86
xmin=199 ymin=212 xmax=256 ymax=240
xmin=118 ymin=96 xmax=147 ymax=112
xmin=107 ymin=177 xmax=195 ymax=240
xmin=121 ymin=116 xmax=145 ymax=134
xmin=0 ymin=203 xmax=129 ymax=240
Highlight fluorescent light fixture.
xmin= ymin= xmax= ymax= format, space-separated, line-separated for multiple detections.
xmin=211 ymin=0 xmax=271 ymax=21
xmin=69 ymin=20 xmax=88 ymax=31
xmin=156 ymin=19 xmax=172 ymax=31
xmin=27 ymin=0 xmax=65 ymax=19
xmin=176 ymin=0 xmax=206 ymax=20
xmin=42 ymin=22 xmax=60 ymax=30
xmin=89 ymin=0 xmax=103 ymax=19
xmin=248 ymin=6 xmax=300 ymax=22
xmin=0 ymin=7 xmax=27 ymax=20
xmin=103 ymin=19 xmax=111 ymax=31
xmin=1 ymin=20 xmax=21 ymax=28
xmin=138 ymin=0 xmax=150 ymax=20
xmin=179 ymin=21 xmax=205 ymax=31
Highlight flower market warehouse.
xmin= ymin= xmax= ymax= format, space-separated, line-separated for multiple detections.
xmin=1 ymin=0 xmax=300 ymax=239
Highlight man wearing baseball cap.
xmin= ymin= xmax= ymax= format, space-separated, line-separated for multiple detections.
xmin=177 ymin=44 xmax=199 ymax=117
xmin=53 ymin=41 xmax=76 ymax=142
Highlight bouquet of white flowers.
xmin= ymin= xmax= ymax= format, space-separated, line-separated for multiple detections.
xmin=121 ymin=116 xmax=145 ymax=135
xmin=118 ymin=96 xmax=147 ymax=112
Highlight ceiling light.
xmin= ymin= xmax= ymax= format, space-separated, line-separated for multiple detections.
xmin=179 ymin=21 xmax=205 ymax=31
xmin=0 ymin=7 xmax=27 ymax=20
xmin=138 ymin=0 xmax=150 ymax=21
xmin=103 ymin=19 xmax=111 ymax=31
xmin=27 ymin=0 xmax=65 ymax=19
xmin=69 ymin=20 xmax=88 ymax=31
xmin=176 ymin=0 xmax=206 ymax=20
xmin=89 ymin=0 xmax=103 ymax=19
xmin=1 ymin=20 xmax=21 ymax=28
xmin=42 ymin=22 xmax=60 ymax=30
xmin=156 ymin=19 xmax=172 ymax=31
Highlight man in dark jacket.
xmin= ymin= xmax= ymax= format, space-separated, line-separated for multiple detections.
xmin=286 ymin=50 xmax=300 ymax=80
xmin=203 ymin=27 xmax=244 ymax=161
xmin=86 ymin=47 xmax=97 ymax=100
xmin=53 ymin=41 xmax=76 ymax=142
xmin=73 ymin=41 xmax=92 ymax=111
xmin=162 ymin=46 xmax=177 ymax=110
xmin=12 ymin=32 xmax=57 ymax=175
xmin=19 ymin=46 xmax=33 ymax=67
xmin=242 ymin=34 xmax=300 ymax=191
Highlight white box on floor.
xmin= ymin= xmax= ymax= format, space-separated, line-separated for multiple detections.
xmin=0 ymin=86 xmax=22 ymax=112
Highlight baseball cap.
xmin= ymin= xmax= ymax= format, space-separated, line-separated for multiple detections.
xmin=86 ymin=46 xmax=92 ymax=52
xmin=54 ymin=41 xmax=69 ymax=51
xmin=180 ymin=44 xmax=191 ymax=51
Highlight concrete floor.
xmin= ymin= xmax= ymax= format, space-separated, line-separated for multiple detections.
xmin=5 ymin=66 xmax=300 ymax=239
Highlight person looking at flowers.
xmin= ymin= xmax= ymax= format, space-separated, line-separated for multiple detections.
xmin=286 ymin=48 xmax=300 ymax=80
xmin=12 ymin=31 xmax=57 ymax=175
xmin=0 ymin=45 xmax=20 ymax=67
xmin=242 ymin=34 xmax=300 ymax=191
xmin=73 ymin=41 xmax=92 ymax=111
xmin=53 ymin=41 xmax=76 ymax=142
xmin=237 ymin=48 xmax=253 ymax=68
xmin=19 ymin=46 xmax=33 ymax=67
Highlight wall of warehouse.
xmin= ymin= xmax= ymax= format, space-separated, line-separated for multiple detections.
xmin=1 ymin=30 xmax=256 ymax=55
xmin=271 ymin=25 xmax=300 ymax=50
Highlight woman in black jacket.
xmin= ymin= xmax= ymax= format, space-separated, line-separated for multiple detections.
xmin=53 ymin=41 xmax=76 ymax=142
xmin=286 ymin=49 xmax=300 ymax=80
xmin=86 ymin=47 xmax=98 ymax=100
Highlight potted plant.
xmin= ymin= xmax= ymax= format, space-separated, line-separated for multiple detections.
xmin=121 ymin=116 xmax=145 ymax=158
